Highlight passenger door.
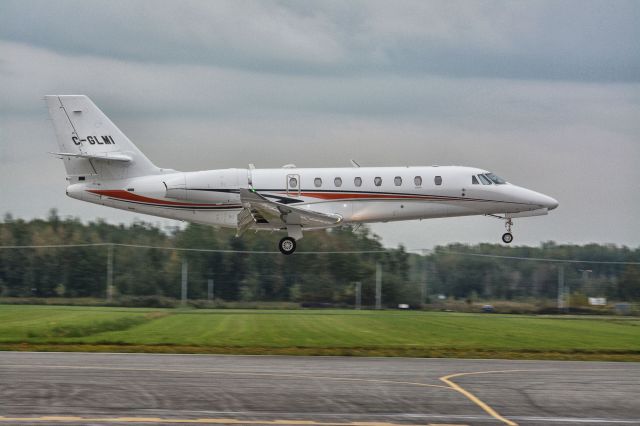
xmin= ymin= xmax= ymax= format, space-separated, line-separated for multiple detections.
xmin=286 ymin=174 xmax=301 ymax=197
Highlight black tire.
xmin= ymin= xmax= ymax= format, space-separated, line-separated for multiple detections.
xmin=279 ymin=237 xmax=296 ymax=255
xmin=502 ymin=232 xmax=514 ymax=244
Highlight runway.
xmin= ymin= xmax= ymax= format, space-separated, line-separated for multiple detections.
xmin=0 ymin=352 xmax=638 ymax=426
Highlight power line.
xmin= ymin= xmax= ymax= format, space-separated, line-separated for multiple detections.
xmin=1 ymin=243 xmax=637 ymax=264
xmin=0 ymin=242 xmax=387 ymax=255
xmin=435 ymin=250 xmax=640 ymax=266
xmin=116 ymin=243 xmax=387 ymax=254
xmin=0 ymin=243 xmax=109 ymax=249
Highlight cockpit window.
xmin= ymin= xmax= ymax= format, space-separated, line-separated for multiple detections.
xmin=486 ymin=173 xmax=506 ymax=184
xmin=478 ymin=174 xmax=492 ymax=185
xmin=472 ymin=175 xmax=479 ymax=185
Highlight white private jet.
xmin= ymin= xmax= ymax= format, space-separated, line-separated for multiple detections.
xmin=45 ymin=95 xmax=558 ymax=255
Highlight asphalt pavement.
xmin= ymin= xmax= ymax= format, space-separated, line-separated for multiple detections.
xmin=0 ymin=352 xmax=638 ymax=426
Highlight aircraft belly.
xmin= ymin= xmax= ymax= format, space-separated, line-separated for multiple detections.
xmin=350 ymin=200 xmax=453 ymax=222
xmin=297 ymin=201 xmax=353 ymax=221
xmin=95 ymin=196 xmax=239 ymax=227
xmin=178 ymin=210 xmax=238 ymax=227
xmin=348 ymin=199 xmax=512 ymax=222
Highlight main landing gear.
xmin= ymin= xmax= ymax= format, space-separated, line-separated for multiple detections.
xmin=278 ymin=225 xmax=302 ymax=255
xmin=278 ymin=236 xmax=297 ymax=255
xmin=502 ymin=218 xmax=514 ymax=244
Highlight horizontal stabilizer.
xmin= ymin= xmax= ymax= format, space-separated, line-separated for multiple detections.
xmin=49 ymin=152 xmax=132 ymax=162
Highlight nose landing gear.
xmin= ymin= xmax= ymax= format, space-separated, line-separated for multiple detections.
xmin=502 ymin=218 xmax=514 ymax=244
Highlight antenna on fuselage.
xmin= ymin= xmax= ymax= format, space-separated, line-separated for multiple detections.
xmin=350 ymin=159 xmax=361 ymax=167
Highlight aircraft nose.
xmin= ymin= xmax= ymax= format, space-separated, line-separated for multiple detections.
xmin=520 ymin=188 xmax=559 ymax=211
xmin=538 ymin=194 xmax=559 ymax=211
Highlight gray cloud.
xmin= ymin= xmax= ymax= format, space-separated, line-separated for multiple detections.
xmin=1 ymin=0 xmax=638 ymax=81
xmin=0 ymin=1 xmax=639 ymax=248
xmin=3 ymin=40 xmax=638 ymax=125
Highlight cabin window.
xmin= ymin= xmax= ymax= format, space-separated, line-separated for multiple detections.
xmin=414 ymin=176 xmax=422 ymax=186
xmin=478 ymin=174 xmax=492 ymax=185
xmin=434 ymin=176 xmax=442 ymax=186
xmin=314 ymin=177 xmax=322 ymax=187
xmin=354 ymin=177 xmax=362 ymax=187
xmin=334 ymin=177 xmax=342 ymax=187
xmin=289 ymin=177 xmax=298 ymax=188
xmin=374 ymin=177 xmax=382 ymax=186
xmin=78 ymin=176 xmax=86 ymax=181
xmin=127 ymin=188 xmax=135 ymax=192
xmin=394 ymin=176 xmax=402 ymax=186
xmin=472 ymin=176 xmax=479 ymax=185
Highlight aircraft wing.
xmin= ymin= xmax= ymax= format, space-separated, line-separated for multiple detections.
xmin=237 ymin=188 xmax=342 ymax=236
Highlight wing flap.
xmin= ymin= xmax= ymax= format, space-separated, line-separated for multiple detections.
xmin=237 ymin=188 xmax=342 ymax=234
xmin=236 ymin=207 xmax=256 ymax=237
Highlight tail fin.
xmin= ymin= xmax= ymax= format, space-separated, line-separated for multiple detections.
xmin=45 ymin=95 xmax=160 ymax=181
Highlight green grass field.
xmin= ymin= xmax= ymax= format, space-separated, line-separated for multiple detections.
xmin=1 ymin=305 xmax=639 ymax=361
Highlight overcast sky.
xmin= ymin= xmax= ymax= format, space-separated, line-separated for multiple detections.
xmin=1 ymin=0 xmax=639 ymax=249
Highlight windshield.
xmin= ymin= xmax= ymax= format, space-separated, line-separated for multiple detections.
xmin=486 ymin=173 xmax=506 ymax=185
xmin=478 ymin=174 xmax=492 ymax=185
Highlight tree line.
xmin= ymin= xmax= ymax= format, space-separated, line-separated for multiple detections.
xmin=1 ymin=210 xmax=639 ymax=305
xmin=424 ymin=243 xmax=640 ymax=302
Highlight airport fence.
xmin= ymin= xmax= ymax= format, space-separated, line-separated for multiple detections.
xmin=1 ymin=241 xmax=639 ymax=315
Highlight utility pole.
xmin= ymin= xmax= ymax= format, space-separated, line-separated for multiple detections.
xmin=420 ymin=251 xmax=432 ymax=308
xmin=181 ymin=256 xmax=188 ymax=307
xmin=207 ymin=278 xmax=214 ymax=301
xmin=375 ymin=262 xmax=382 ymax=310
xmin=422 ymin=261 xmax=429 ymax=307
xmin=557 ymin=264 xmax=565 ymax=312
xmin=578 ymin=269 xmax=593 ymax=295
xmin=355 ymin=282 xmax=361 ymax=310
xmin=106 ymin=243 xmax=114 ymax=302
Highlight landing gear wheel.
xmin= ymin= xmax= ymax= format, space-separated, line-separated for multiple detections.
xmin=279 ymin=237 xmax=296 ymax=255
xmin=501 ymin=218 xmax=514 ymax=244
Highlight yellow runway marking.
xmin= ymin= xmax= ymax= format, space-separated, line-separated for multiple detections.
xmin=440 ymin=370 xmax=530 ymax=426
xmin=6 ymin=364 xmax=525 ymax=426
xmin=0 ymin=416 xmax=468 ymax=425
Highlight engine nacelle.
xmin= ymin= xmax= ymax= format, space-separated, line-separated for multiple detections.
xmin=164 ymin=169 xmax=246 ymax=203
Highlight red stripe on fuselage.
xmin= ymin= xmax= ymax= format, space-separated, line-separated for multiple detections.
xmin=296 ymin=192 xmax=456 ymax=201
xmin=87 ymin=189 xmax=236 ymax=207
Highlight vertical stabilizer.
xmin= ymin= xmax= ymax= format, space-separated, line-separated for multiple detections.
xmin=45 ymin=95 xmax=160 ymax=181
